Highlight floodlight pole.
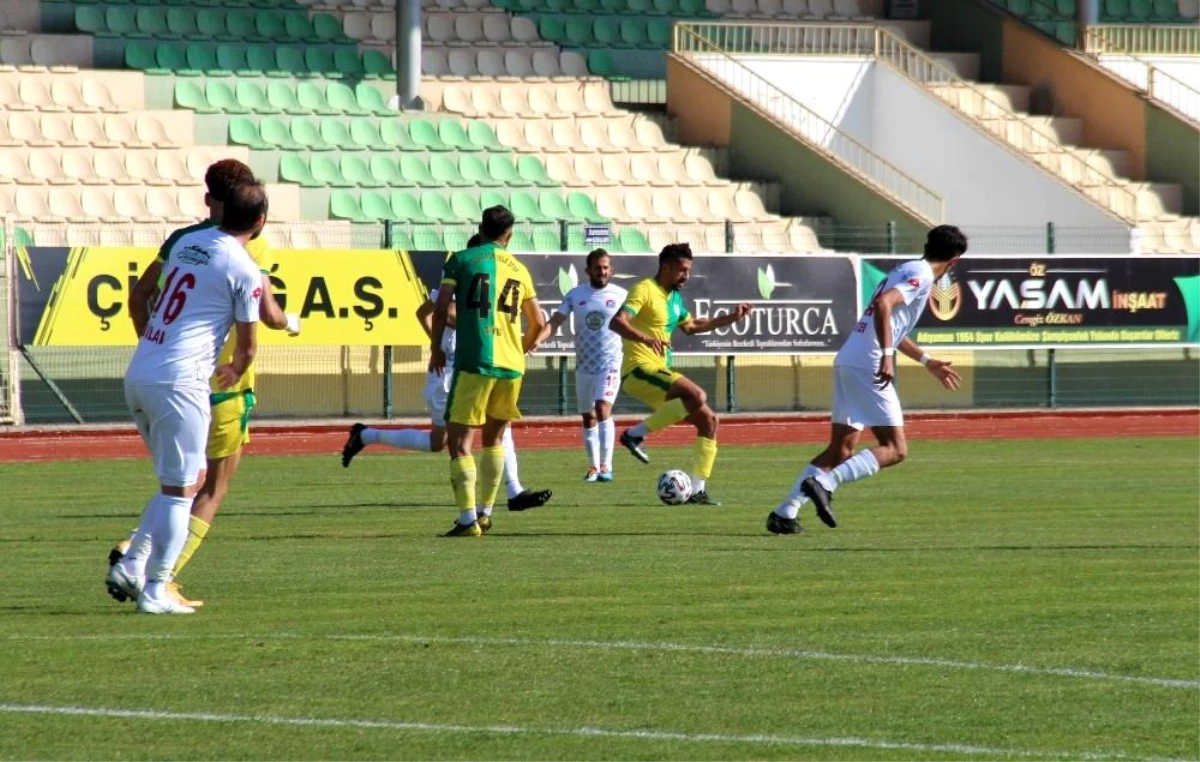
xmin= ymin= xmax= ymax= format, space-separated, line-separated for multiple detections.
xmin=397 ymin=0 xmax=422 ymax=110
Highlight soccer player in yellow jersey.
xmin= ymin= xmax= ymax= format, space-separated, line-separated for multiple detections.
xmin=107 ymin=160 xmax=299 ymax=607
xmin=608 ymin=243 xmax=752 ymax=505
xmin=430 ymin=206 xmax=546 ymax=537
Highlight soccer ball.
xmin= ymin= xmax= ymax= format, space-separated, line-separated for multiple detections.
xmin=656 ymin=470 xmax=692 ymax=505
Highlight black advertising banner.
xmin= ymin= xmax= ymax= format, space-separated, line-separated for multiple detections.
xmin=862 ymin=256 xmax=1200 ymax=347
xmin=410 ymin=252 xmax=859 ymax=354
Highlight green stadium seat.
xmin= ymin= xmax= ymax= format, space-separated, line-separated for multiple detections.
xmin=349 ymin=118 xmax=387 ymax=151
xmin=310 ymin=155 xmax=353 ymax=187
xmin=227 ymin=9 xmax=261 ymax=40
xmin=1104 ymin=0 xmax=1130 ymax=19
xmin=517 ymin=156 xmax=556 ymax=188
xmin=268 ymin=81 xmax=307 ymax=114
xmin=400 ymin=155 xmax=440 ymax=186
xmin=533 ymin=230 xmax=562 ymax=252
xmin=575 ymin=0 xmax=602 ymax=13
xmin=460 ymin=155 xmax=502 ymax=187
xmin=355 ymin=83 xmax=392 ymax=116
xmin=565 ymin=17 xmax=593 ymax=45
xmin=621 ymin=19 xmax=649 ymax=48
xmin=296 ymin=82 xmax=337 ymax=115
xmin=381 ymin=119 xmax=417 ymax=150
xmin=107 ymin=7 xmax=143 ymax=37
xmin=652 ymin=0 xmax=677 ymax=13
xmin=206 ymin=80 xmax=246 ymax=113
xmin=126 ymin=42 xmax=165 ymax=72
xmin=166 ymin=8 xmax=203 ymax=38
xmin=320 ymin=118 xmax=360 ymax=151
xmin=450 ymin=191 xmax=483 ymax=221
xmin=467 ymin=121 xmax=505 ymax=152
xmin=421 ymin=192 xmax=460 ymax=223
xmin=75 ymin=7 xmax=110 ymax=36
xmin=678 ymin=0 xmax=711 ymax=14
xmin=137 ymin=7 xmax=176 ymax=38
xmin=255 ymin=10 xmax=288 ymax=41
xmin=594 ymin=17 xmax=622 ymax=47
xmin=412 ymin=227 xmax=447 ymax=250
xmin=334 ymin=48 xmax=366 ymax=78
xmin=313 ymin=13 xmax=348 ymax=43
xmin=588 ymin=50 xmax=615 ymax=76
xmin=539 ymin=191 xmax=579 ymax=222
xmin=390 ymin=229 xmax=415 ymax=251
xmin=510 ymin=191 xmax=550 ymax=223
xmin=539 ymin=17 xmax=566 ymax=43
xmin=616 ymin=227 xmax=651 ymax=252
xmin=236 ymin=81 xmax=275 ymax=113
xmin=488 ymin=156 xmax=523 ymax=186
xmin=566 ymin=229 xmax=587 ymax=252
xmin=599 ymin=0 xmax=626 ymax=12
xmin=1055 ymin=0 xmax=1076 ymax=14
xmin=567 ymin=192 xmax=605 ymax=221
xmin=362 ymin=191 xmax=395 ymax=221
xmin=218 ymin=44 xmax=256 ymax=76
xmin=369 ymin=155 xmax=411 ymax=186
xmin=197 ymin=9 xmax=227 ymax=39
xmin=1057 ymin=21 xmax=1078 ymax=46
xmin=1028 ymin=0 xmax=1051 ymax=18
xmin=430 ymin=155 xmax=470 ymax=187
xmin=439 ymin=121 xmax=475 ymax=152
xmin=627 ymin=0 xmax=655 ymax=14
xmin=283 ymin=12 xmax=318 ymax=41
xmin=327 ymin=82 xmax=369 ymax=116
xmin=508 ymin=231 xmax=535 ymax=252
xmin=391 ymin=191 xmax=431 ymax=222
xmin=544 ymin=0 xmax=572 ymax=12
xmin=1152 ymin=0 xmax=1179 ymax=17
xmin=305 ymin=48 xmax=340 ymax=78
xmin=280 ymin=155 xmax=321 ymax=186
xmin=262 ymin=117 xmax=305 ymax=149
xmin=274 ymin=46 xmax=308 ymax=77
xmin=647 ymin=19 xmax=672 ymax=48
xmin=229 ymin=117 xmax=269 ymax=148
xmin=1129 ymin=0 xmax=1152 ymax=18
xmin=330 ymin=191 xmax=369 ymax=222
xmin=174 ymin=80 xmax=214 ymax=112
xmin=411 ymin=119 xmax=451 ymax=151
xmin=443 ymin=228 xmax=471 ymax=252
xmin=362 ymin=49 xmax=395 ymax=80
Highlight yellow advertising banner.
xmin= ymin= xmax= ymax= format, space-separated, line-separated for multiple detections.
xmin=24 ymin=247 xmax=431 ymax=347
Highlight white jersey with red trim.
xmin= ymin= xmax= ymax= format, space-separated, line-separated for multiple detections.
xmin=836 ymin=259 xmax=934 ymax=369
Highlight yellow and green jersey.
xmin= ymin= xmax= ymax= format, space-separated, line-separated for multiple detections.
xmin=154 ymin=220 xmax=271 ymax=395
xmin=619 ymin=277 xmax=691 ymax=375
xmin=440 ymin=242 xmax=535 ymax=379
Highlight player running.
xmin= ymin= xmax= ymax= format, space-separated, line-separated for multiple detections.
xmin=107 ymin=160 xmax=299 ymax=608
xmin=538 ymin=249 xmax=627 ymax=482
xmin=766 ymin=225 xmax=967 ymax=535
xmin=608 ymin=243 xmax=752 ymax=506
xmin=340 ymin=234 xmax=552 ymax=512
xmin=431 ymin=206 xmax=546 ymax=537
xmin=106 ymin=181 xmax=268 ymax=613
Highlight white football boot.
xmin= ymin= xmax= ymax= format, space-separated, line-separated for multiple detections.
xmin=137 ymin=586 xmax=195 ymax=615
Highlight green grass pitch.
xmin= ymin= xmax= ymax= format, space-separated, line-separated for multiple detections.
xmin=0 ymin=437 xmax=1196 ymax=761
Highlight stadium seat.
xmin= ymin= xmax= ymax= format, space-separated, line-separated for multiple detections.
xmin=127 ymin=152 xmax=173 ymax=186
xmin=380 ymin=119 xmax=416 ymax=150
xmin=234 ymin=81 xmax=274 ymax=113
xmin=279 ymin=155 xmax=319 ymax=187
xmin=355 ymin=83 xmax=392 ymax=116
xmin=517 ymin=156 xmax=557 ymax=187
xmin=398 ymin=155 xmax=438 ymax=186
xmin=263 ymin=117 xmax=305 ymax=149
xmin=296 ymin=82 xmax=337 ymax=115
xmin=487 ymin=155 xmax=523 ymax=186
xmin=450 ymin=191 xmax=483 ymax=221
xmin=411 ymin=119 xmax=451 ymax=151
xmin=344 ymin=13 xmax=372 ymax=41
xmin=391 ymin=191 xmax=431 ymax=222
xmin=311 ymin=154 xmax=353 ymax=187
xmin=439 ymin=120 xmax=475 ymax=152
xmin=510 ymin=16 xmax=541 ymax=43
xmin=174 ymin=81 xmax=211 ymax=112
xmin=317 ymin=118 xmax=356 ymax=151
xmin=18 ymin=79 xmax=59 ymax=112
xmin=430 ymin=154 xmax=470 ymax=186
xmin=460 ymin=155 xmax=502 ymax=187
xmin=348 ymin=118 xmax=387 ymax=150
xmin=229 ymin=116 xmax=268 ymax=148
xmin=267 ymin=82 xmax=306 ymax=114
xmin=208 ymin=81 xmax=247 ymax=113
xmin=364 ymin=191 xmax=399 ymax=222
xmin=484 ymin=14 xmax=513 ymax=43
xmin=330 ymin=190 xmax=368 ymax=222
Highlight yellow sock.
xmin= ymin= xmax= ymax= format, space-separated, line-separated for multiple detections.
xmin=645 ymin=398 xmax=688 ymax=434
xmin=450 ymin=457 xmax=477 ymax=511
xmin=172 ymin=515 xmax=210 ymax=577
xmin=477 ymin=445 xmax=505 ymax=511
xmin=691 ymin=436 xmax=718 ymax=481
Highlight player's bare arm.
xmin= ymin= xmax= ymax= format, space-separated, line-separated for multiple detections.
xmin=609 ymin=310 xmax=667 ymax=356
xmin=898 ymin=337 xmax=962 ymax=391
xmin=872 ymin=288 xmax=905 ymax=388
xmin=428 ymin=285 xmax=456 ymax=373
xmin=258 ymin=276 xmax=300 ymax=335
xmin=679 ymin=303 xmax=753 ymax=335
xmin=215 ymin=320 xmax=258 ymax=390
xmin=537 ymin=312 xmax=568 ymax=346
xmin=415 ymin=299 xmax=435 ymax=340
xmin=522 ymin=297 xmax=547 ymax=354
xmin=128 ymin=260 xmax=163 ymax=337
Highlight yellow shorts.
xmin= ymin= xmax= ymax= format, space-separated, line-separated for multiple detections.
xmin=445 ymin=370 xmax=523 ymax=426
xmin=206 ymin=390 xmax=255 ymax=460
xmin=622 ymin=366 xmax=682 ymax=411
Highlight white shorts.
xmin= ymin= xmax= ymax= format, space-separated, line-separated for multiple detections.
xmin=830 ymin=365 xmax=904 ymax=430
xmin=424 ymin=369 xmax=450 ymax=426
xmin=124 ymin=380 xmax=211 ymax=488
xmin=576 ymin=368 xmax=621 ymax=414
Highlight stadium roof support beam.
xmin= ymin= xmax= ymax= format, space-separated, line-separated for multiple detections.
xmin=397 ymin=0 xmax=423 ymax=110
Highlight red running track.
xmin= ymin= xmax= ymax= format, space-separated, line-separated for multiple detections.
xmin=0 ymin=410 xmax=1195 ymax=463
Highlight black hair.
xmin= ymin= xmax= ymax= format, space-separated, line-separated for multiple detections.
xmin=480 ymin=205 xmax=515 ymax=241
xmin=466 ymin=233 xmax=485 ymax=248
xmin=924 ymin=225 xmax=968 ymax=262
xmin=658 ymin=243 xmax=693 ymax=264
xmin=220 ymin=181 xmax=268 ymax=234
xmin=205 ymin=159 xmax=254 ymax=203
xmin=586 ymin=248 xmax=610 ymax=269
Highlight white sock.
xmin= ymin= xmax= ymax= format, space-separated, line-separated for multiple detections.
xmin=477 ymin=505 xmax=492 ymax=518
xmin=824 ymin=449 xmax=881 ymax=492
xmin=121 ymin=502 xmax=158 ymax=578
xmin=774 ymin=463 xmax=823 ymax=519
xmin=362 ymin=427 xmax=432 ymax=451
xmin=502 ymin=426 xmax=524 ymax=499
xmin=583 ymin=425 xmax=600 ymax=469
xmin=145 ymin=493 xmax=193 ymax=584
xmin=629 ymin=421 xmax=648 ymax=438
xmin=690 ymin=477 xmax=706 ymax=494
xmin=459 ymin=508 xmax=477 ymax=525
xmin=598 ymin=419 xmax=615 ymax=470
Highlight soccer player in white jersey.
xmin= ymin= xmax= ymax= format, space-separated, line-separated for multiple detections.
xmin=538 ymin=249 xmax=627 ymax=481
xmin=106 ymin=181 xmax=268 ymax=612
xmin=340 ymin=234 xmax=553 ymax=512
xmin=766 ymin=225 xmax=967 ymax=535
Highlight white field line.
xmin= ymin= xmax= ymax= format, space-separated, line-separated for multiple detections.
xmin=7 ymin=632 xmax=1198 ymax=690
xmin=0 ymin=702 xmax=1174 ymax=762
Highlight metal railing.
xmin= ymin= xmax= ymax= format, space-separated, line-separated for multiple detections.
xmin=1083 ymin=25 xmax=1200 ymax=126
xmin=672 ymin=23 xmax=944 ymax=225
xmin=1083 ymin=24 xmax=1200 ymax=55
xmin=672 ymin=20 xmax=1141 ymax=223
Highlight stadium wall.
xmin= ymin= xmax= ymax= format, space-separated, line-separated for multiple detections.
xmin=1144 ymin=104 xmax=1200 ymax=216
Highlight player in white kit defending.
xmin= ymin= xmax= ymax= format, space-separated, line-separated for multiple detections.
xmin=767 ymin=225 xmax=968 ymax=535
xmin=106 ymin=182 xmax=268 ymax=612
xmin=538 ymin=249 xmax=627 ymax=481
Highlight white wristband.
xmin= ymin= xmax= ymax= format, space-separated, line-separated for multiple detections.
xmin=881 ymin=347 xmax=896 ymax=357
xmin=919 ymin=353 xmax=932 ymax=367
xmin=284 ymin=313 xmax=301 ymax=337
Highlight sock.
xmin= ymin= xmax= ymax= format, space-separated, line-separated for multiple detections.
xmin=364 ymin=427 xmax=432 ymax=451
xmin=598 ymin=419 xmax=615 ymax=471
xmin=171 ymin=515 xmax=210 ymax=577
xmin=478 ymin=445 xmax=506 ymax=512
xmin=121 ymin=509 xmax=155 ymax=579
xmin=689 ymin=436 xmax=718 ymax=494
xmin=824 ymin=449 xmax=881 ymax=492
xmin=774 ymin=463 xmax=823 ymax=519
xmin=635 ymin=398 xmax=689 ymax=437
xmin=583 ymin=425 xmax=600 ymax=469
xmin=145 ymin=493 xmax=194 ymax=585
xmin=450 ymin=456 xmax=477 ymax=523
xmin=501 ymin=426 xmax=523 ymax=499
xmin=478 ymin=505 xmax=493 ymax=518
